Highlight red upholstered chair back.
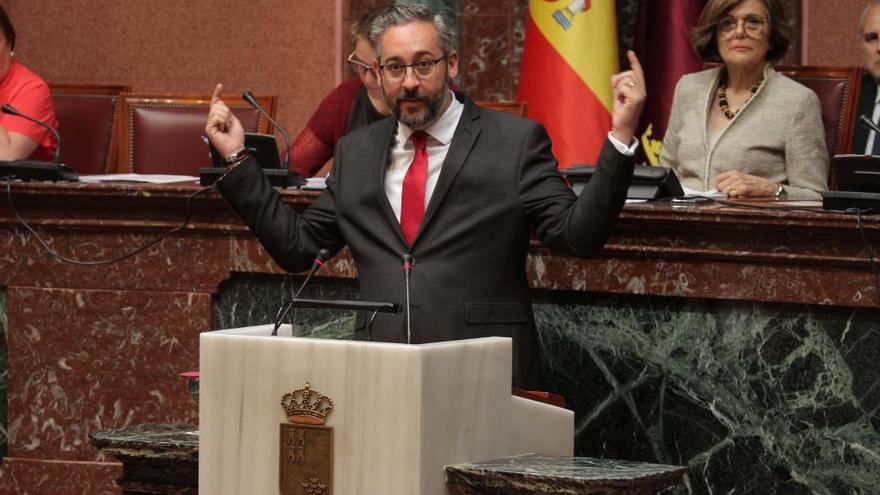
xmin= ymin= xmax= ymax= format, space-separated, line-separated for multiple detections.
xmin=115 ymin=94 xmax=276 ymax=175
xmin=476 ymin=101 xmax=528 ymax=117
xmin=776 ymin=65 xmax=862 ymax=189
xmin=50 ymin=84 xmax=130 ymax=175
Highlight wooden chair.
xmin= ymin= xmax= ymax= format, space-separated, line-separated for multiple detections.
xmin=114 ymin=93 xmax=277 ymax=175
xmin=776 ymin=65 xmax=862 ymax=188
xmin=50 ymin=83 xmax=130 ymax=175
xmin=476 ymin=101 xmax=528 ymax=117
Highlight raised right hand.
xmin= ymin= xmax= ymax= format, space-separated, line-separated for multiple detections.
xmin=205 ymin=84 xmax=245 ymax=158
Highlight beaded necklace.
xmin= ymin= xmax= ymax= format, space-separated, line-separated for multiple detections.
xmin=717 ymin=72 xmax=763 ymax=120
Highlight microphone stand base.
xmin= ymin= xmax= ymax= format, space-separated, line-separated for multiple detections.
xmin=0 ymin=160 xmax=79 ymax=182
xmin=199 ymin=168 xmax=305 ymax=188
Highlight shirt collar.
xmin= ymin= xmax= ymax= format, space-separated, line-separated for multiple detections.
xmin=398 ymin=90 xmax=463 ymax=146
xmin=874 ymin=81 xmax=880 ymax=105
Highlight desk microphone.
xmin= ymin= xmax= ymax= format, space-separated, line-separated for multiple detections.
xmin=272 ymin=248 xmax=331 ymax=336
xmin=858 ymin=114 xmax=880 ymax=137
xmin=241 ymin=91 xmax=291 ymax=171
xmin=2 ymin=104 xmax=62 ymax=165
xmin=401 ymin=253 xmax=414 ymax=344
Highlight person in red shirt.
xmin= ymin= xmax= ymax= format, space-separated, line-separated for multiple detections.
xmin=0 ymin=6 xmax=57 ymax=162
xmin=290 ymin=7 xmax=392 ymax=177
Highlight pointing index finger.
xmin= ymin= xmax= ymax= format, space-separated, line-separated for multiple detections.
xmin=626 ymin=50 xmax=644 ymax=79
xmin=210 ymin=83 xmax=224 ymax=106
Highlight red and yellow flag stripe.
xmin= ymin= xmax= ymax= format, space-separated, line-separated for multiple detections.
xmin=519 ymin=0 xmax=619 ymax=168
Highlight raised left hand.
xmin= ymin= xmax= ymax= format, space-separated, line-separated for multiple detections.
xmin=714 ymin=170 xmax=779 ymax=198
xmin=610 ymin=50 xmax=647 ymax=146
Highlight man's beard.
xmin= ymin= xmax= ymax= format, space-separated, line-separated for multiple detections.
xmin=386 ymin=78 xmax=450 ymax=130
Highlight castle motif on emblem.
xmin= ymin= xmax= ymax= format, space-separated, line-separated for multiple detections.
xmin=550 ymin=0 xmax=592 ymax=31
xmin=301 ymin=477 xmax=329 ymax=495
xmin=279 ymin=382 xmax=334 ymax=495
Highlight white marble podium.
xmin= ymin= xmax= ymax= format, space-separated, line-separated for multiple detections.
xmin=199 ymin=325 xmax=573 ymax=494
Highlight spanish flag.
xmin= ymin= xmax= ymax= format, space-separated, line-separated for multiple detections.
xmin=518 ymin=0 xmax=619 ymax=169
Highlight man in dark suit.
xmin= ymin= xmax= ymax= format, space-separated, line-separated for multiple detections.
xmin=205 ymin=5 xmax=645 ymax=388
xmin=855 ymin=1 xmax=880 ymax=154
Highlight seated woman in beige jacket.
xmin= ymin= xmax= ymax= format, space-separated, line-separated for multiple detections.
xmin=660 ymin=0 xmax=828 ymax=200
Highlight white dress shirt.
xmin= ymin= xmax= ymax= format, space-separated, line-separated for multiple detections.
xmin=384 ymin=92 xmax=637 ymax=222
xmin=385 ymin=91 xmax=464 ymax=222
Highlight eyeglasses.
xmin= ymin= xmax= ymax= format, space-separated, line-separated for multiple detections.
xmin=347 ymin=51 xmax=373 ymax=76
xmin=717 ymin=14 xmax=766 ymax=37
xmin=378 ymin=56 xmax=447 ymax=81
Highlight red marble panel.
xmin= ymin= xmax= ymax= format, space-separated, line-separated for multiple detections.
xmin=461 ymin=0 xmax=516 ymax=15
xmin=229 ymin=235 xmax=358 ymax=279
xmin=458 ymin=14 xmax=514 ymax=101
xmin=0 ymin=231 xmax=234 ymax=293
xmin=5 ymin=288 xmax=206 ymax=460
xmin=529 ymin=252 xmax=879 ymax=307
xmin=0 ymin=457 xmax=121 ymax=495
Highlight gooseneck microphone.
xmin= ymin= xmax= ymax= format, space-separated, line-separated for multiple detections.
xmin=858 ymin=114 xmax=880 ymax=138
xmin=2 ymin=104 xmax=62 ymax=165
xmin=241 ymin=91 xmax=291 ymax=170
xmin=272 ymin=248 xmax=331 ymax=336
xmin=401 ymin=253 xmax=414 ymax=344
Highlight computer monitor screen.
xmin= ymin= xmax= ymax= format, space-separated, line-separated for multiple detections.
xmin=832 ymin=154 xmax=880 ymax=192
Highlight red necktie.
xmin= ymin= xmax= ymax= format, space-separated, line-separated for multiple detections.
xmin=400 ymin=131 xmax=428 ymax=245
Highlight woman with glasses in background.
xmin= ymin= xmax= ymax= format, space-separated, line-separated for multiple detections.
xmin=660 ymin=0 xmax=828 ymax=199
xmin=290 ymin=7 xmax=392 ymax=177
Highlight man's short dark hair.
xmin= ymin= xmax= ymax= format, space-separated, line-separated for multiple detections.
xmin=368 ymin=4 xmax=457 ymax=59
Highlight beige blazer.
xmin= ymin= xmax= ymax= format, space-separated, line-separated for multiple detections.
xmin=659 ymin=65 xmax=829 ymax=199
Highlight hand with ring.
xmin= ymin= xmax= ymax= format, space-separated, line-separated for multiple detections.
xmin=609 ymin=50 xmax=647 ymax=146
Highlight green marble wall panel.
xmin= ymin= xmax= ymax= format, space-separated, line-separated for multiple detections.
xmin=533 ymin=291 xmax=880 ymax=495
xmin=214 ymin=274 xmax=880 ymax=494
xmin=215 ymin=274 xmax=359 ymax=339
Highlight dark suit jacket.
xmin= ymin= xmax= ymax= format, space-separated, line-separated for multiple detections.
xmin=853 ymin=72 xmax=878 ymax=154
xmin=217 ymin=94 xmax=634 ymax=388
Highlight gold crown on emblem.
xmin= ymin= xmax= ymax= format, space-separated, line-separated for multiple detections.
xmin=281 ymin=382 xmax=334 ymax=425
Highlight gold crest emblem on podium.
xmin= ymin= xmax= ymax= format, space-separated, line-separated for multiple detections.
xmin=279 ymin=382 xmax=334 ymax=495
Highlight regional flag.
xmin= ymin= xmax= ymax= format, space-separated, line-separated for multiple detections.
xmin=635 ymin=0 xmax=705 ymax=165
xmin=518 ymin=0 xmax=618 ymax=169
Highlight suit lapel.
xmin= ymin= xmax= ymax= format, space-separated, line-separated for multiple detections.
xmin=372 ymin=118 xmax=410 ymax=247
xmin=699 ymin=68 xmax=721 ymax=190
xmin=415 ymin=97 xmax=482 ymax=244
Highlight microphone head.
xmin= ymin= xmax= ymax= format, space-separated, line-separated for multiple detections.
xmin=241 ymin=90 xmax=256 ymax=104
xmin=1 ymin=104 xmax=16 ymax=115
xmin=401 ymin=253 xmax=414 ymax=271
xmin=316 ymin=248 xmax=331 ymax=262
xmin=859 ymin=114 xmax=880 ymax=133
